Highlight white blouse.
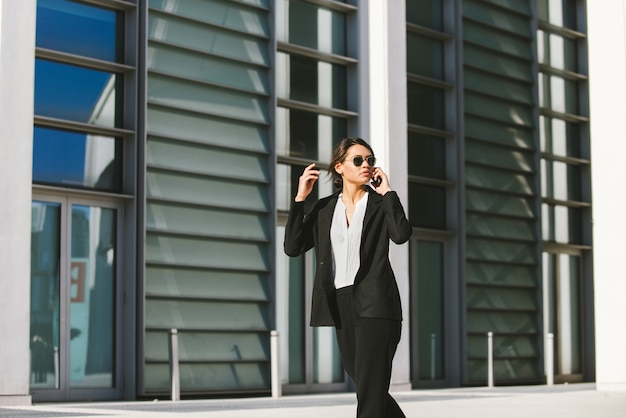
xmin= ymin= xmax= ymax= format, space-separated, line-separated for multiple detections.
xmin=330 ymin=192 xmax=369 ymax=289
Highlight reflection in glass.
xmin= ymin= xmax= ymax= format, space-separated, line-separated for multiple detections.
xmin=33 ymin=127 xmax=122 ymax=192
xmin=70 ymin=205 xmax=116 ymax=388
xmin=30 ymin=202 xmax=61 ymax=389
xmin=279 ymin=0 xmax=347 ymax=55
xmin=36 ymin=0 xmax=119 ymax=62
xmin=35 ymin=59 xmax=119 ymax=128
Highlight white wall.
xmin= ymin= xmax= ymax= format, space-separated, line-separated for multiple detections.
xmin=359 ymin=0 xmax=411 ymax=390
xmin=0 ymin=0 xmax=36 ymax=405
xmin=588 ymin=0 xmax=626 ymax=392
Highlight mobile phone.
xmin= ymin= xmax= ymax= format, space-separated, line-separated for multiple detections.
xmin=371 ymin=176 xmax=381 ymax=188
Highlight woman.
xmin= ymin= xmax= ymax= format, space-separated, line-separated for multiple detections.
xmin=284 ymin=137 xmax=411 ymax=418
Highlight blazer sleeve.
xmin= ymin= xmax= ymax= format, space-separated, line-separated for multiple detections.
xmin=284 ymin=201 xmax=316 ymax=257
xmin=381 ymin=191 xmax=412 ymax=244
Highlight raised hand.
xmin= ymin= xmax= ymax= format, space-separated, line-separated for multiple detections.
xmin=295 ymin=163 xmax=321 ymax=202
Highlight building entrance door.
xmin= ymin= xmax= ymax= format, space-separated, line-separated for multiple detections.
xmin=30 ymin=195 xmax=122 ymax=401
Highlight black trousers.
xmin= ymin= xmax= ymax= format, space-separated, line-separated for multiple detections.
xmin=335 ymin=286 xmax=406 ymax=418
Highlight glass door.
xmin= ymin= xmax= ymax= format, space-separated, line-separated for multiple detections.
xmin=30 ymin=195 xmax=122 ymax=401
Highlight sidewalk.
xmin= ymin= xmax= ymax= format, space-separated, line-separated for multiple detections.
xmin=1 ymin=383 xmax=625 ymax=417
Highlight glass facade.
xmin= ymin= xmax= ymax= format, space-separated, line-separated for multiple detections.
xmin=275 ymin=0 xmax=355 ymax=392
xmin=17 ymin=0 xmax=597 ymax=401
xmin=29 ymin=0 xmax=134 ymax=402
xmin=538 ymin=0 xmax=590 ymax=383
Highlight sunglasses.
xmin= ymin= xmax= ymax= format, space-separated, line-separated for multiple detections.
xmin=350 ymin=155 xmax=376 ymax=167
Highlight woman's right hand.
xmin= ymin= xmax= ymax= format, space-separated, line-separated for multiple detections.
xmin=295 ymin=163 xmax=321 ymax=202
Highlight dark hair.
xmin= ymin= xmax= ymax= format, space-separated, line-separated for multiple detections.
xmin=328 ymin=137 xmax=375 ymax=189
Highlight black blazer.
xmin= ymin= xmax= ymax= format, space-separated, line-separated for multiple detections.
xmin=284 ymin=187 xmax=412 ymax=327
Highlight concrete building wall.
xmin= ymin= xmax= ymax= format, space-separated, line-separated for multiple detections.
xmin=588 ymin=0 xmax=626 ymax=392
xmin=0 ymin=0 xmax=36 ymax=406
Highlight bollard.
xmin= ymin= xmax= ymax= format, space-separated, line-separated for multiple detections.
xmin=169 ymin=328 xmax=180 ymax=401
xmin=487 ymin=331 xmax=494 ymax=388
xmin=270 ymin=330 xmax=281 ymax=398
xmin=546 ymin=333 xmax=554 ymax=386
xmin=431 ymin=333 xmax=436 ymax=380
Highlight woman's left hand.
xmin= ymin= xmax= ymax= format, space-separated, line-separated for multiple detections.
xmin=371 ymin=167 xmax=392 ymax=195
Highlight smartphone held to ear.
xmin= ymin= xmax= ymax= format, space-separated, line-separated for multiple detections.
xmin=371 ymin=176 xmax=381 ymax=188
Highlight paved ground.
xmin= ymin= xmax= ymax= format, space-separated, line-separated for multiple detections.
xmin=1 ymin=383 xmax=625 ymax=417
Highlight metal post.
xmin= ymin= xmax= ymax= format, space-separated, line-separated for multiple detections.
xmin=430 ymin=333 xmax=436 ymax=380
xmin=169 ymin=328 xmax=180 ymax=401
xmin=270 ymin=330 xmax=281 ymax=398
xmin=546 ymin=333 xmax=554 ymax=386
xmin=487 ymin=331 xmax=494 ymax=388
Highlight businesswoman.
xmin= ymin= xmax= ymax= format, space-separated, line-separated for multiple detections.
xmin=284 ymin=137 xmax=411 ymax=418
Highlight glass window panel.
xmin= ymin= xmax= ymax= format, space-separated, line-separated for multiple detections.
xmin=538 ymin=0 xmax=577 ymax=30
xmin=70 ymin=205 xmax=116 ymax=388
xmin=541 ymin=203 xmax=582 ymax=244
xmin=539 ymin=116 xmax=581 ymax=158
xmin=281 ymin=0 xmax=347 ymax=55
xmin=541 ymin=160 xmax=582 ymax=201
xmin=406 ymin=33 xmax=444 ymax=80
xmin=467 ymin=335 xmax=539 ymax=358
xmin=275 ymin=233 xmax=306 ymax=384
xmin=416 ymin=241 xmax=444 ymax=380
xmin=33 ymin=126 xmax=122 ymax=192
xmin=36 ymin=0 xmax=119 ymax=62
xmin=466 ymin=166 xmax=534 ymax=195
xmin=406 ymin=0 xmax=443 ymax=31
xmin=276 ymin=53 xmax=347 ymax=109
xmin=558 ymin=254 xmax=581 ymax=374
xmin=407 ymin=83 xmax=445 ymax=129
xmin=313 ymin=327 xmax=343 ymax=383
xmin=540 ymin=74 xmax=579 ymax=114
xmin=30 ymin=201 xmax=61 ymax=389
xmin=408 ymin=183 xmax=446 ymax=229
xmin=35 ymin=59 xmax=119 ymax=128
xmin=407 ymin=133 xmax=445 ymax=179
xmin=275 ymin=107 xmax=347 ymax=161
